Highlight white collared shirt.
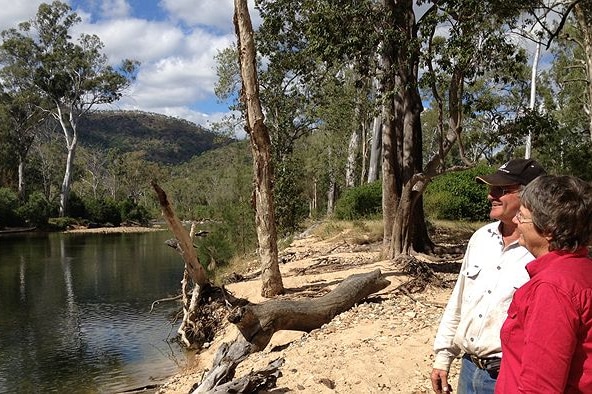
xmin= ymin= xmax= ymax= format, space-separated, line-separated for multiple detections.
xmin=433 ymin=221 xmax=533 ymax=371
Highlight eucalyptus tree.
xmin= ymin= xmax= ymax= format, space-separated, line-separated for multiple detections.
xmin=0 ymin=39 xmax=47 ymax=199
xmin=529 ymin=21 xmax=592 ymax=179
xmin=0 ymin=88 xmax=46 ymax=199
xmin=573 ymin=1 xmax=592 ymax=140
xmin=253 ymin=0 xmax=548 ymax=259
xmin=0 ymin=1 xmax=139 ymax=216
xmin=234 ymin=0 xmax=285 ymax=297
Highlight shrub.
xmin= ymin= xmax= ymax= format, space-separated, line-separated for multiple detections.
xmin=84 ymin=197 xmax=121 ymax=225
xmin=47 ymin=217 xmax=78 ymax=231
xmin=68 ymin=192 xmax=87 ymax=218
xmin=334 ymin=180 xmax=382 ymax=220
xmin=119 ymin=198 xmax=151 ymax=225
xmin=274 ymin=158 xmax=308 ymax=236
xmin=0 ymin=188 xmax=20 ymax=227
xmin=424 ymin=164 xmax=493 ymax=221
xmin=15 ymin=192 xmax=52 ymax=227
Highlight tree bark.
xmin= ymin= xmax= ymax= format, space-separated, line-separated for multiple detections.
xmin=59 ymin=125 xmax=77 ymax=217
xmin=151 ymin=181 xmax=208 ymax=286
xmin=368 ymin=111 xmax=382 ymax=183
xmin=345 ymin=128 xmax=360 ymax=187
xmin=381 ymin=0 xmax=433 ymax=258
xmin=234 ymin=0 xmax=284 ymax=297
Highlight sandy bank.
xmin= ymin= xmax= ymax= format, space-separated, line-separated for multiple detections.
xmin=64 ymin=226 xmax=167 ymax=234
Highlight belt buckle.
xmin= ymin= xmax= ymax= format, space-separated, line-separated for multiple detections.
xmin=470 ymin=354 xmax=487 ymax=369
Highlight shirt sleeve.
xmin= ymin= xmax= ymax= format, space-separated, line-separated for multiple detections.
xmin=518 ymin=282 xmax=578 ymax=392
xmin=433 ymin=255 xmax=467 ymax=371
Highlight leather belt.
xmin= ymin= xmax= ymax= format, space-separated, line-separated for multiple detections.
xmin=464 ymin=353 xmax=501 ymax=372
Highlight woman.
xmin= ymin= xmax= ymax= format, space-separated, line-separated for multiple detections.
xmin=496 ymin=175 xmax=592 ymax=393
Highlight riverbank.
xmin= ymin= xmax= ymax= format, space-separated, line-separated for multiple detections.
xmin=63 ymin=225 xmax=167 ymax=234
xmin=156 ymin=221 xmax=469 ymax=393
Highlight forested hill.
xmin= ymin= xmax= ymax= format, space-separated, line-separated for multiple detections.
xmin=78 ymin=110 xmax=232 ymax=165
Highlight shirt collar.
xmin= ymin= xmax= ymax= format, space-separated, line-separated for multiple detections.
xmin=526 ymin=247 xmax=590 ymax=277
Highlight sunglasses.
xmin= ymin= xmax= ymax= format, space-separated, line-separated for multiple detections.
xmin=488 ymin=186 xmax=520 ymax=198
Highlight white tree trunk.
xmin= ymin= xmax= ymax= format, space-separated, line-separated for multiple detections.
xmin=345 ymin=129 xmax=360 ymax=187
xmin=18 ymin=157 xmax=25 ymax=198
xmin=525 ymin=41 xmax=540 ymax=159
xmin=367 ymin=113 xmax=382 ymax=183
xmin=327 ymin=179 xmax=336 ymax=215
xmin=59 ymin=143 xmax=77 ymax=216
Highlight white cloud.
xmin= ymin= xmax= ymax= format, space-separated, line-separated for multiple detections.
xmin=0 ymin=0 xmax=243 ymax=133
xmin=161 ymin=0 xmax=261 ymax=32
xmin=100 ymin=0 xmax=131 ymax=19
xmin=77 ymin=19 xmax=186 ymax=62
xmin=0 ymin=2 xmax=45 ymax=30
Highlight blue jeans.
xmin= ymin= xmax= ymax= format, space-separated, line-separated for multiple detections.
xmin=457 ymin=355 xmax=498 ymax=394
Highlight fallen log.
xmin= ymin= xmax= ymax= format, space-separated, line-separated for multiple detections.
xmin=193 ymin=269 xmax=390 ymax=392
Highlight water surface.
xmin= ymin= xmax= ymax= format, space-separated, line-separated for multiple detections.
xmin=0 ymin=231 xmax=190 ymax=393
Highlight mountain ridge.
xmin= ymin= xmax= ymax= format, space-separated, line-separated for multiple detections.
xmin=78 ymin=110 xmax=233 ymax=165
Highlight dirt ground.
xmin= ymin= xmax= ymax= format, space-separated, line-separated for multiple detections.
xmin=156 ymin=223 xmax=468 ymax=394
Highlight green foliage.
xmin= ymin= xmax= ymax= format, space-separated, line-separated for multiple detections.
xmin=274 ymin=157 xmax=309 ymax=235
xmin=0 ymin=187 xmax=20 ymax=227
xmin=119 ymin=198 xmax=150 ymax=225
xmin=334 ymin=181 xmax=382 ymax=220
xmin=192 ymin=199 xmax=258 ymax=272
xmin=424 ymin=165 xmax=493 ymax=221
xmin=561 ymin=141 xmax=592 ymax=182
xmin=79 ymin=111 xmax=231 ymax=165
xmin=67 ymin=192 xmax=87 ymax=218
xmin=47 ymin=216 xmax=77 ymax=231
xmin=15 ymin=191 xmax=53 ymax=227
xmin=84 ymin=197 xmax=121 ymax=225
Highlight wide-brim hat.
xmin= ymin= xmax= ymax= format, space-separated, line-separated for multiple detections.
xmin=476 ymin=159 xmax=546 ymax=186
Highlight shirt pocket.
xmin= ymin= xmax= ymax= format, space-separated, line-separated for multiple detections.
xmin=500 ymin=303 xmax=519 ymax=342
xmin=462 ymin=265 xmax=482 ymax=279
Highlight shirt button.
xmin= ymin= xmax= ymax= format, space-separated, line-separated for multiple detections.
xmin=488 ymin=290 xmax=492 ymax=294
xmin=497 ymin=266 xmax=501 ymax=270
xmin=470 ymin=337 xmax=474 ymax=342
xmin=479 ymin=314 xmax=483 ymax=318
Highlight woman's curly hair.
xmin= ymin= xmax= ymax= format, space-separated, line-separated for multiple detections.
xmin=520 ymin=175 xmax=592 ymax=253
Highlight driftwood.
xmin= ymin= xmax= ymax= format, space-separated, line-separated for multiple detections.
xmin=193 ymin=269 xmax=390 ymax=392
xmin=151 ymin=180 xmax=207 ymax=286
xmin=152 ymin=181 xmax=221 ymax=348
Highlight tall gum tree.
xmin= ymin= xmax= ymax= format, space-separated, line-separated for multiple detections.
xmin=251 ymin=0 xmax=544 ymax=259
xmin=0 ymin=89 xmax=46 ymax=199
xmin=573 ymin=1 xmax=592 ymax=140
xmin=0 ymin=1 xmax=138 ymax=216
xmin=234 ymin=0 xmax=284 ymax=297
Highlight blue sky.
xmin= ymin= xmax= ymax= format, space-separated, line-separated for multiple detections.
xmin=0 ymin=0 xmax=260 ymax=132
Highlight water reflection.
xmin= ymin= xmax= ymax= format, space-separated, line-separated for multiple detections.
xmin=0 ymin=231 xmax=189 ymax=393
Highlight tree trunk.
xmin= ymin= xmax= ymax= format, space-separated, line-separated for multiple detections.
xmin=234 ymin=0 xmax=284 ymax=297
xmin=367 ymin=112 xmax=382 ymax=183
xmin=17 ymin=156 xmax=25 ymax=199
xmin=151 ymin=181 xmax=208 ymax=286
xmin=327 ymin=177 xmax=337 ymax=215
xmin=574 ymin=2 xmax=592 ymax=141
xmin=56 ymin=108 xmax=78 ymax=217
xmin=345 ymin=128 xmax=360 ymax=187
xmin=524 ymin=41 xmax=541 ymax=159
xmin=382 ymin=0 xmax=432 ymax=258
xmin=59 ymin=142 xmax=76 ymax=217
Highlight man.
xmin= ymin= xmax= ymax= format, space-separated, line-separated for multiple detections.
xmin=430 ymin=159 xmax=546 ymax=394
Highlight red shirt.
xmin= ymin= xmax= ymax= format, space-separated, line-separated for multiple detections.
xmin=496 ymin=248 xmax=592 ymax=393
